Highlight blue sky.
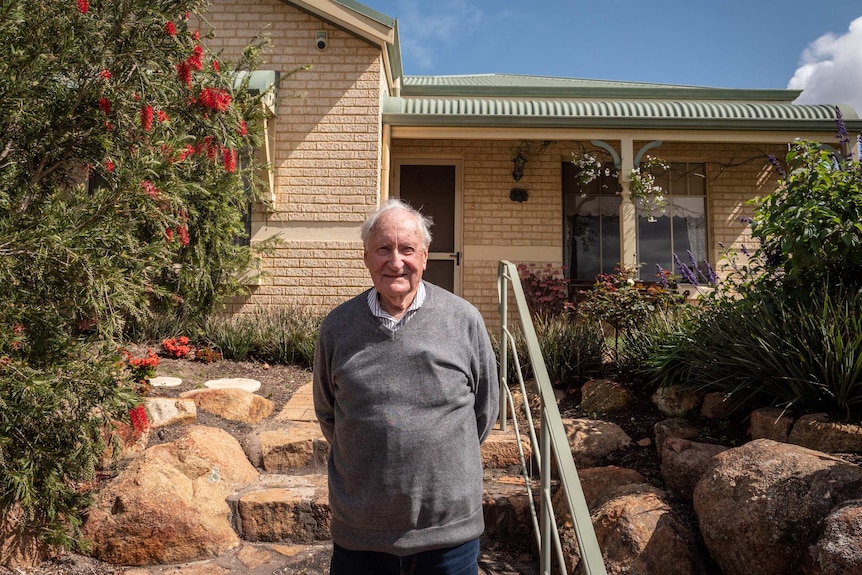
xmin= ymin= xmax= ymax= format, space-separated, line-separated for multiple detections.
xmin=365 ymin=0 xmax=862 ymax=114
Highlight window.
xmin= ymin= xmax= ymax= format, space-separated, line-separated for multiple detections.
xmin=562 ymin=160 xmax=621 ymax=282
xmin=636 ymin=162 xmax=707 ymax=282
xmin=563 ymin=160 xmax=707 ymax=284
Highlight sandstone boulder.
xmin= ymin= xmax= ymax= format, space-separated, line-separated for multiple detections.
xmin=654 ymin=417 xmax=701 ymax=460
xmin=562 ymin=418 xmax=631 ymax=468
xmin=693 ymin=438 xmax=862 ymax=575
xmin=807 ymin=499 xmax=862 ymax=574
xmin=652 ymin=385 xmax=703 ymax=417
xmin=579 ymin=379 xmax=633 ymax=414
xmin=579 ymin=484 xmax=705 ymax=575
xmin=82 ymin=426 xmax=259 ymax=565
xmin=789 ymin=413 xmax=862 ymax=453
xmin=749 ymin=406 xmax=794 ymax=442
xmin=181 ymin=387 xmax=273 ymax=424
xmin=661 ymin=437 xmax=728 ymax=501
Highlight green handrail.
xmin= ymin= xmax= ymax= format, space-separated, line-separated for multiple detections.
xmin=497 ymin=260 xmax=607 ymax=575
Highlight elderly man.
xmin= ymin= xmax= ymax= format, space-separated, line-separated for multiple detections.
xmin=313 ymin=198 xmax=500 ymax=575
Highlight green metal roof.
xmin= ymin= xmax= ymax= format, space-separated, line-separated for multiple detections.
xmin=384 ymin=74 xmax=861 ymax=132
xmin=401 ymin=74 xmax=801 ymax=102
xmin=383 ymin=96 xmax=856 ymax=131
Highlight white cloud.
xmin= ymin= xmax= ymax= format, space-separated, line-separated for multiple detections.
xmin=788 ymin=16 xmax=862 ymax=116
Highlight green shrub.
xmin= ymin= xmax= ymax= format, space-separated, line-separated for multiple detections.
xmin=534 ymin=315 xmax=604 ymax=389
xmin=647 ymin=288 xmax=862 ymax=417
xmin=200 ymin=307 xmax=322 ymax=368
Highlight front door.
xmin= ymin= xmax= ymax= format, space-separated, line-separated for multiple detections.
xmin=393 ymin=160 xmax=462 ymax=294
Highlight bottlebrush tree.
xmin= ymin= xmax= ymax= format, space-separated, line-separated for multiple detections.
xmin=0 ymin=0 xmax=272 ymax=549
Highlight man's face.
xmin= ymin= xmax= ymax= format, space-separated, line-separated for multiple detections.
xmin=363 ymin=209 xmax=428 ymax=308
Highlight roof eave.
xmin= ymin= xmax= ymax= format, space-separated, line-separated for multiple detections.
xmin=399 ymin=84 xmax=803 ymax=102
xmin=382 ymin=113 xmax=861 ymax=133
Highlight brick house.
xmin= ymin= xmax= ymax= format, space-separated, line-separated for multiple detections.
xmin=200 ymin=0 xmax=861 ymax=322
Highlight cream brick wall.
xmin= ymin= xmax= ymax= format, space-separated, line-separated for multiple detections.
xmin=199 ymin=0 xmax=381 ymax=314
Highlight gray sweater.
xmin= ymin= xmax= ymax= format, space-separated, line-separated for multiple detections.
xmin=313 ymin=282 xmax=500 ymax=556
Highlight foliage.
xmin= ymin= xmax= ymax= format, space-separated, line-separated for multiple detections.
xmin=646 ymin=288 xmax=862 ymax=418
xmin=201 ymin=307 xmax=322 ymax=368
xmin=577 ymin=266 xmax=683 ymax=356
xmin=0 ymin=0 xmax=273 ymax=546
xmin=0 ymin=340 xmax=138 ymax=549
xmin=629 ymin=155 xmax=670 ymax=222
xmin=752 ymin=136 xmax=862 ymax=301
xmin=614 ymin=305 xmax=700 ymax=390
xmin=517 ymin=263 xmax=570 ymax=319
xmin=534 ymin=315 xmax=605 ymax=389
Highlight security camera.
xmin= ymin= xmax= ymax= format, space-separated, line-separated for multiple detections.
xmin=316 ymin=31 xmax=328 ymax=51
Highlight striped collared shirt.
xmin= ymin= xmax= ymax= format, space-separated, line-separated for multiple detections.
xmin=367 ymin=282 xmax=426 ymax=331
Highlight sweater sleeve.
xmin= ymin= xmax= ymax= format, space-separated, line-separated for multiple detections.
xmin=472 ymin=312 xmax=500 ymax=444
xmin=312 ymin=325 xmax=335 ymax=443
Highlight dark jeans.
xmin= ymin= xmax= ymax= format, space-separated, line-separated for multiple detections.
xmin=330 ymin=538 xmax=480 ymax=575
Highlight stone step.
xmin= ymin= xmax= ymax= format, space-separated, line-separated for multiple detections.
xmin=228 ymin=472 xmax=535 ymax=546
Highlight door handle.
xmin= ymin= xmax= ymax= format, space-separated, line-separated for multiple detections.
xmin=449 ymin=252 xmax=461 ymax=266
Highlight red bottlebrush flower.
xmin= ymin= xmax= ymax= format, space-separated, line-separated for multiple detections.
xmin=189 ymin=45 xmax=203 ymax=71
xmin=223 ymin=148 xmax=237 ymax=173
xmin=164 ymin=21 xmax=176 ymax=36
xmin=105 ymin=160 xmax=115 ymax=172
xmin=165 ymin=227 xmax=174 ymax=242
xmin=176 ymin=144 xmax=195 ymax=162
xmin=238 ymin=120 xmax=247 ymax=136
xmin=141 ymin=105 xmax=153 ymax=131
xmin=129 ymin=404 xmax=150 ymax=433
xmin=157 ymin=109 xmax=169 ymax=123
xmin=192 ymin=30 xmax=200 ymax=40
xmin=76 ymin=0 xmax=88 ymax=13
xmin=104 ymin=121 xmax=114 ymax=131
xmin=198 ymin=87 xmax=231 ymax=112
xmin=212 ymin=60 xmax=220 ymax=72
xmin=98 ymin=97 xmax=110 ymax=115
xmin=12 ymin=324 xmax=23 ymax=335
xmin=204 ymin=137 xmax=217 ymax=159
xmin=176 ymin=61 xmax=191 ymax=87
xmin=176 ymin=225 xmax=190 ymax=247
xmin=141 ymin=180 xmax=159 ymax=199
xmin=99 ymin=69 xmax=111 ymax=79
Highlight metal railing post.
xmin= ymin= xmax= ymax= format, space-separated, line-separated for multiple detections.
xmin=496 ymin=260 xmax=607 ymax=575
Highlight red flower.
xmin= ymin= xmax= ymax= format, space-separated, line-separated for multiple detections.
xmin=104 ymin=121 xmax=114 ymax=131
xmin=157 ymin=109 xmax=169 ymax=123
xmin=212 ymin=60 xmax=220 ymax=72
xmin=192 ymin=30 xmax=200 ymax=40
xmin=98 ymin=97 xmax=110 ymax=115
xmin=105 ymin=160 xmax=115 ymax=172
xmin=141 ymin=105 xmax=153 ymax=131
xmin=99 ymin=69 xmax=111 ymax=79
xmin=223 ymin=148 xmax=237 ymax=173
xmin=176 ymin=144 xmax=195 ymax=162
xmin=204 ymin=136 xmax=218 ymax=159
xmin=198 ymin=87 xmax=231 ymax=112
xmin=164 ymin=227 xmax=173 ymax=242
xmin=238 ymin=120 xmax=247 ymax=136
xmin=177 ymin=225 xmax=190 ymax=247
xmin=129 ymin=404 xmax=150 ymax=433
xmin=76 ymin=0 xmax=88 ymax=13
xmin=188 ymin=45 xmax=203 ymax=71
xmin=141 ymin=180 xmax=159 ymax=199
xmin=176 ymin=62 xmax=191 ymax=86
xmin=164 ymin=21 xmax=176 ymax=36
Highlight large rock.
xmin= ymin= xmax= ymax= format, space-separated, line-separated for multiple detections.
xmin=243 ymin=422 xmax=328 ymax=472
xmin=181 ymin=388 xmax=274 ymax=424
xmin=651 ymin=386 xmax=703 ymax=417
xmin=749 ymin=406 xmax=794 ymax=442
xmin=654 ymin=418 xmax=701 ymax=460
xmin=562 ymin=418 xmax=631 ymax=468
xmin=579 ymin=379 xmax=633 ymax=414
xmin=145 ymin=396 xmax=197 ymax=428
xmin=231 ymin=475 xmax=330 ymax=543
xmin=693 ymin=438 xmax=862 ymax=575
xmin=82 ymin=426 xmax=259 ymax=565
xmin=661 ymin=438 xmax=727 ymax=501
xmin=789 ymin=413 xmax=862 ymax=453
xmin=807 ymin=499 xmax=862 ymax=574
xmin=590 ymin=484 xmax=706 ymax=575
